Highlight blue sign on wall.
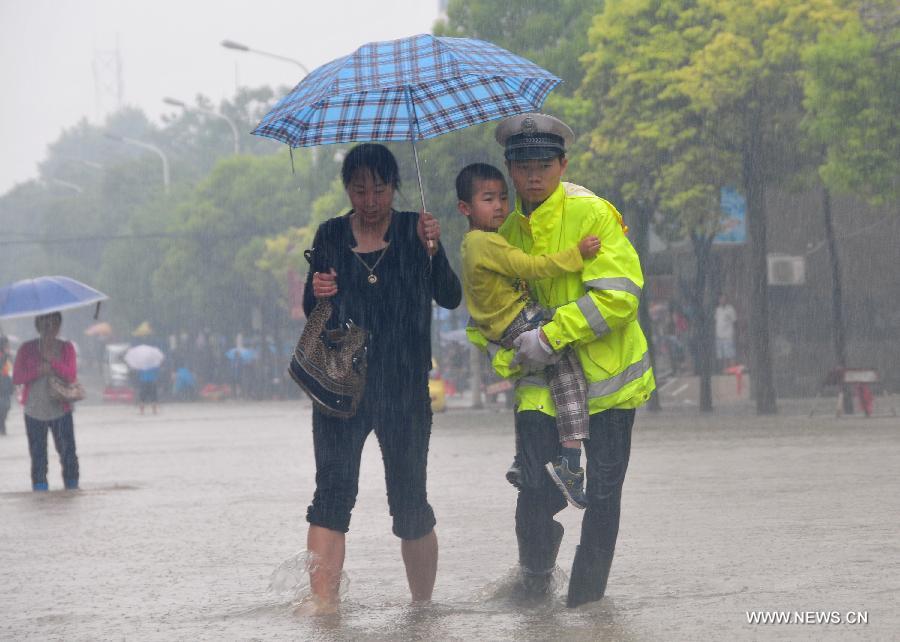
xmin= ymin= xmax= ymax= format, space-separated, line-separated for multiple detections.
xmin=715 ymin=186 xmax=746 ymax=244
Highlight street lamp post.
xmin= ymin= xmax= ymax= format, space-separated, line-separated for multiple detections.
xmin=48 ymin=178 xmax=83 ymax=194
xmin=62 ymin=158 xmax=104 ymax=171
xmin=220 ymin=39 xmax=309 ymax=75
xmin=104 ymin=133 xmax=170 ymax=193
xmin=163 ymin=97 xmax=240 ymax=155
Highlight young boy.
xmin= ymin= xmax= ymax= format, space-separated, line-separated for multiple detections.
xmin=457 ymin=163 xmax=599 ymax=509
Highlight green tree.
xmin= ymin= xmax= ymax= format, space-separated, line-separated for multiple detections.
xmin=151 ymin=150 xmax=329 ymax=334
xmin=799 ymin=1 xmax=898 ymax=411
xmin=803 ymin=1 xmax=900 ymax=204
xmin=580 ymin=0 xmax=855 ymax=414
xmin=672 ymin=0 xmax=855 ymax=414
xmin=434 ymin=0 xmax=600 ymax=94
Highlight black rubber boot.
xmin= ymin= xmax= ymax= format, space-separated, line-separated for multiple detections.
xmin=518 ymin=520 xmax=564 ymax=596
xmin=566 ymin=544 xmax=614 ymax=608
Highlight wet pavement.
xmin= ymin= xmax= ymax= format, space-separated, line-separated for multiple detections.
xmin=1 ymin=397 xmax=897 ymax=640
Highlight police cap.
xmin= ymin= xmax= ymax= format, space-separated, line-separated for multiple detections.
xmin=495 ymin=113 xmax=575 ymax=161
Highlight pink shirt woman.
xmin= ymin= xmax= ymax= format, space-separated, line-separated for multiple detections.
xmin=12 ymin=312 xmax=80 ymax=491
xmin=13 ymin=336 xmax=77 ymax=417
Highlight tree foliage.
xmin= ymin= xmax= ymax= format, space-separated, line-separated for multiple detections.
xmin=577 ymin=0 xmax=857 ymax=414
xmin=803 ymin=0 xmax=900 ymax=204
xmin=150 ymin=150 xmax=327 ymax=333
xmin=434 ymin=0 xmax=599 ymax=94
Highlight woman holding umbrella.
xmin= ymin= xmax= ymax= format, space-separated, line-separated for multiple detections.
xmin=302 ymin=143 xmax=461 ymax=612
xmin=12 ymin=312 xmax=80 ymax=491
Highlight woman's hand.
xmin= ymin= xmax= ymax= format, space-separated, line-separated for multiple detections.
xmin=39 ymin=339 xmax=58 ymax=366
xmin=312 ymin=269 xmax=338 ymax=299
xmin=417 ymin=211 xmax=440 ymax=256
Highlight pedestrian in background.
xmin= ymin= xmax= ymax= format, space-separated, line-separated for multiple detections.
xmin=172 ymin=362 xmax=198 ymax=401
xmin=715 ymin=294 xmax=738 ymax=371
xmin=0 ymin=336 xmax=13 ymax=435
xmin=137 ymin=367 xmax=160 ymax=415
xmin=12 ymin=313 xmax=80 ymax=491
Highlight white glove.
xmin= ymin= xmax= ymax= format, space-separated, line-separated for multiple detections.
xmin=512 ymin=327 xmax=557 ymax=370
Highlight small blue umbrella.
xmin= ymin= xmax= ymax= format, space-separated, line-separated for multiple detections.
xmin=225 ymin=347 xmax=258 ymax=364
xmin=0 ymin=276 xmax=108 ymax=320
xmin=252 ymin=33 xmax=561 ymax=211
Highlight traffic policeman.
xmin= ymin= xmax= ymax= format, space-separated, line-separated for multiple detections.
xmin=468 ymin=112 xmax=655 ymax=607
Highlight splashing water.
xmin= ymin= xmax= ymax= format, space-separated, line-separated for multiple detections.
xmin=268 ymin=550 xmax=350 ymax=603
xmin=474 ymin=564 xmax=569 ymax=607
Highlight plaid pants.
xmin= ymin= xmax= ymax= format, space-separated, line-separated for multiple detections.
xmin=500 ymin=303 xmax=589 ymax=441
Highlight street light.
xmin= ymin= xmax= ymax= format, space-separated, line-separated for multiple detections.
xmin=62 ymin=158 xmax=104 ymax=170
xmin=163 ymin=97 xmax=240 ymax=154
xmin=104 ymin=133 xmax=170 ymax=194
xmin=48 ymin=178 xmax=83 ymax=194
xmin=220 ymin=39 xmax=310 ymax=75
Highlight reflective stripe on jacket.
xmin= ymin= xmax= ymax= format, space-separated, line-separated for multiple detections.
xmin=467 ymin=182 xmax=655 ymax=415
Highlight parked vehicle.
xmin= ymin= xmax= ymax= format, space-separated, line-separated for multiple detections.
xmin=103 ymin=343 xmax=134 ymax=402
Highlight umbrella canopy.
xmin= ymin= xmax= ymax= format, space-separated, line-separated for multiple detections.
xmin=84 ymin=321 xmax=113 ymax=337
xmin=252 ymin=34 xmax=561 ymax=211
xmin=225 ymin=347 xmax=258 ymax=363
xmin=253 ymin=34 xmax=561 ymax=147
xmin=0 ymin=276 xmax=108 ymax=320
xmin=132 ymin=321 xmax=154 ymax=337
xmin=124 ymin=344 xmax=165 ymax=371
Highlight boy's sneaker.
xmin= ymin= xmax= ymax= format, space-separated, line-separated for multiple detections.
xmin=506 ymin=458 xmax=523 ymax=488
xmin=545 ymin=457 xmax=587 ymax=509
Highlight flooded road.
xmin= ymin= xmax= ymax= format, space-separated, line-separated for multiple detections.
xmin=1 ymin=398 xmax=897 ymax=640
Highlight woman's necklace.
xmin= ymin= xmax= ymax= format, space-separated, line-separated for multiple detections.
xmin=351 ymin=242 xmax=390 ymax=285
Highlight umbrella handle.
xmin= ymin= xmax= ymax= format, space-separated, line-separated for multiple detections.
xmin=409 ymin=137 xmax=435 ymax=252
xmin=404 ymin=87 xmax=434 ymax=253
xmin=410 ymin=144 xmax=435 ymax=255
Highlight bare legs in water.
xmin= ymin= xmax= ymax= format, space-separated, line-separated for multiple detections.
xmin=304 ymin=524 xmax=438 ymax=614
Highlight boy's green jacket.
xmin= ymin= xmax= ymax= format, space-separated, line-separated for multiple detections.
xmin=466 ymin=182 xmax=656 ymax=415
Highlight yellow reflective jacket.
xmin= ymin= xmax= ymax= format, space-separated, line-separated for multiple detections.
xmin=467 ymin=182 xmax=655 ymax=414
xmin=461 ymin=229 xmax=583 ymax=342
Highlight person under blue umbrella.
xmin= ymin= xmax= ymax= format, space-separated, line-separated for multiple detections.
xmin=301 ymin=143 xmax=461 ymax=613
xmin=12 ymin=313 xmax=80 ymax=491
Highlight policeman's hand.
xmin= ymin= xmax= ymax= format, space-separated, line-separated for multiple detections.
xmin=578 ymin=235 xmax=601 ymax=259
xmin=312 ymin=268 xmax=338 ymax=299
xmin=512 ymin=327 xmax=557 ymax=370
xmin=417 ymin=210 xmax=440 ymax=256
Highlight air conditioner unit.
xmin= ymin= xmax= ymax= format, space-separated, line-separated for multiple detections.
xmin=767 ymin=254 xmax=806 ymax=286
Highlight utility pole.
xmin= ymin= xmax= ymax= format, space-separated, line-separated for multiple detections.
xmin=93 ymin=39 xmax=124 ymax=120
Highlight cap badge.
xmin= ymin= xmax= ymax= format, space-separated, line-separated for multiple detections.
xmin=522 ymin=117 xmax=536 ymax=135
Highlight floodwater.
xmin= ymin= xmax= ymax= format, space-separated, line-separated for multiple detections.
xmin=1 ymin=397 xmax=898 ymax=640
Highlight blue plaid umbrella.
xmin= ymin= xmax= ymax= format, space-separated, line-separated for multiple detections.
xmin=252 ymin=33 xmax=561 ymax=209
